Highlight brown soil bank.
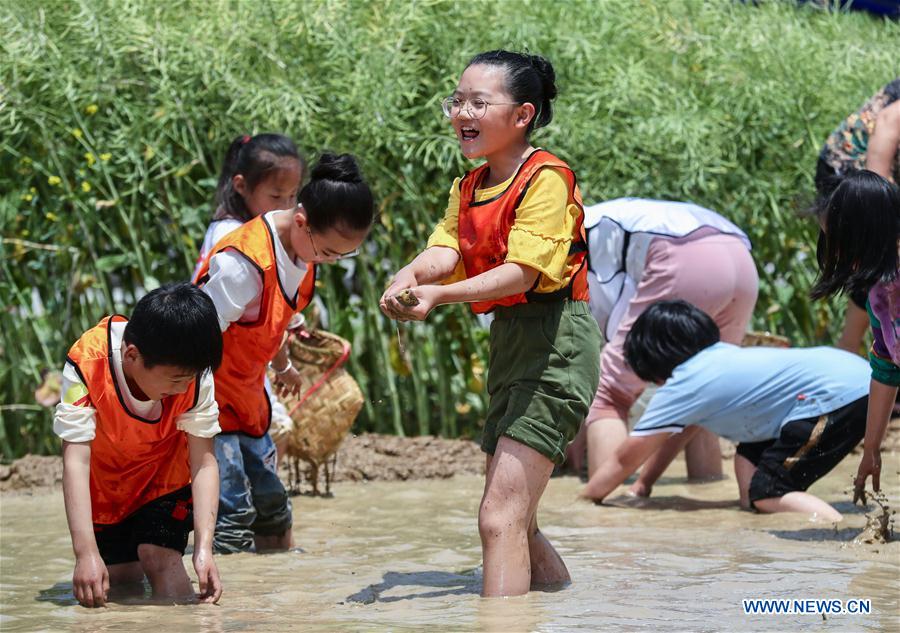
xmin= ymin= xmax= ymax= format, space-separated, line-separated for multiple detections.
xmin=0 ymin=433 xmax=484 ymax=495
xmin=4 ymin=419 xmax=898 ymax=495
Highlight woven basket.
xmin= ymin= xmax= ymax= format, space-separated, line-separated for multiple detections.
xmin=741 ymin=331 xmax=791 ymax=348
xmin=270 ymin=329 xmax=363 ymax=495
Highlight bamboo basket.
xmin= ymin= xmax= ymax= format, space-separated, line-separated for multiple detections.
xmin=270 ymin=329 xmax=363 ymax=495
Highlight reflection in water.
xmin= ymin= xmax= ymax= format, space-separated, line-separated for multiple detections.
xmin=1 ymin=455 xmax=897 ymax=632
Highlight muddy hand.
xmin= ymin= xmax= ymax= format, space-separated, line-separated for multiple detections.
xmin=395 ymin=289 xmax=420 ymax=307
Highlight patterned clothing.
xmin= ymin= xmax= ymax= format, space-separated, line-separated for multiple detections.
xmin=868 ymin=276 xmax=900 ymax=386
xmin=819 ymin=78 xmax=900 ymax=182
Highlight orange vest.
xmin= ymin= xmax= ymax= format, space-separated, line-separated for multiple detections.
xmin=457 ymin=149 xmax=590 ymax=314
xmin=66 ymin=316 xmax=199 ymax=525
xmin=193 ymin=214 xmax=316 ymax=437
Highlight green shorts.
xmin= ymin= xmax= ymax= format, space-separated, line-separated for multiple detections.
xmin=483 ymin=300 xmax=601 ymax=464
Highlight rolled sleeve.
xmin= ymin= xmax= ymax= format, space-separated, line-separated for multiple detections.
xmin=426 ymin=178 xmax=462 ymax=252
xmin=505 ymin=168 xmax=577 ymax=284
xmin=53 ymin=362 xmax=96 ymax=442
xmin=176 ymin=371 xmax=221 ymax=438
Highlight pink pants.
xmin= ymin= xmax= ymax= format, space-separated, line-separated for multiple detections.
xmin=587 ymin=230 xmax=758 ymax=424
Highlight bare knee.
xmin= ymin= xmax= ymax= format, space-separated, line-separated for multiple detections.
xmin=478 ymin=497 xmax=528 ymax=543
xmin=137 ymin=544 xmax=184 ymax=577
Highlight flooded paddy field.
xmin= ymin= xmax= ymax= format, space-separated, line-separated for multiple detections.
xmin=1 ymin=454 xmax=897 ymax=632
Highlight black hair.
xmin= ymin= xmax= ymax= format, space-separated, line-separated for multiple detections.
xmin=810 ymin=170 xmax=900 ymax=301
xmin=214 ymin=133 xmax=305 ymax=222
xmin=624 ymin=300 xmax=720 ymax=384
xmin=298 ymin=152 xmax=375 ymax=234
xmin=467 ymin=49 xmax=557 ymax=134
xmin=123 ymin=282 xmax=223 ymax=374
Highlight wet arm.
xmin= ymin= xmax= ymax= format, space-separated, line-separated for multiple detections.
xmin=581 ymin=433 xmax=669 ymax=502
xmin=632 ymin=426 xmax=703 ymax=494
xmin=188 ymin=434 xmax=222 ymax=602
xmin=62 ymin=440 xmax=109 ymax=607
xmin=431 ymin=262 xmax=539 ymax=306
xmin=188 ymin=435 xmax=219 ymax=553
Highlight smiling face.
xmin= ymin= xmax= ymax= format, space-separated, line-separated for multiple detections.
xmin=234 ymin=157 xmax=302 ymax=216
xmin=450 ymin=64 xmax=532 ymax=161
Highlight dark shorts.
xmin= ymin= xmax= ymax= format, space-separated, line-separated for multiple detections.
xmin=93 ymin=485 xmax=193 ymax=566
xmin=483 ymin=300 xmax=601 ymax=465
xmin=736 ymin=397 xmax=867 ymax=507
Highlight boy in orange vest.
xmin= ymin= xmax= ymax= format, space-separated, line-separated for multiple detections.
xmin=54 ymin=283 xmax=224 ymax=607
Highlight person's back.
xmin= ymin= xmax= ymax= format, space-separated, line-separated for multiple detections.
xmin=633 ymin=343 xmax=870 ymax=444
xmin=583 ymin=300 xmax=870 ymax=523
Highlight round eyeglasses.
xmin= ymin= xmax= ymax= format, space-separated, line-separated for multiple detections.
xmin=441 ymin=96 xmax=520 ymax=120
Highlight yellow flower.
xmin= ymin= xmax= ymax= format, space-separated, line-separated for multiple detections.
xmin=143 ymin=145 xmax=155 ymax=161
xmin=99 ymin=153 xmax=111 ymax=162
xmin=29 ymin=187 xmax=36 ymax=193
xmin=48 ymin=176 xmax=62 ymax=186
xmin=81 ymin=181 xmax=91 ymax=193
xmin=71 ymin=128 xmax=83 ymax=139
xmin=85 ymin=104 xmax=99 ymax=115
xmin=20 ymin=193 xmax=33 ymax=201
xmin=85 ymin=152 xmax=96 ymax=166
xmin=45 ymin=212 xmax=60 ymax=222
xmin=20 ymin=157 xmax=32 ymax=165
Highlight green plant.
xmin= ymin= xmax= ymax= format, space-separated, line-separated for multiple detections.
xmin=1 ymin=0 xmax=897 ymax=457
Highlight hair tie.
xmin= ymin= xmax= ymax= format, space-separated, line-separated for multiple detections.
xmin=242 ymin=135 xmax=251 ymax=144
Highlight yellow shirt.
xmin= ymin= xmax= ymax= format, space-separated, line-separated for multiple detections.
xmin=426 ymin=167 xmax=581 ymax=293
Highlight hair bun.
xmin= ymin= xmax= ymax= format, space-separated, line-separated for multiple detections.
xmin=311 ymin=152 xmax=363 ymax=184
xmin=529 ymin=54 xmax=557 ymax=102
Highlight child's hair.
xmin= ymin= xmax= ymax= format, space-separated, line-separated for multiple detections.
xmin=810 ymin=170 xmax=900 ymax=301
xmin=299 ymin=152 xmax=375 ymax=234
xmin=214 ymin=133 xmax=304 ymax=222
xmin=624 ymin=300 xmax=720 ymax=383
xmin=123 ymin=282 xmax=223 ymax=374
xmin=467 ymin=50 xmax=557 ymax=134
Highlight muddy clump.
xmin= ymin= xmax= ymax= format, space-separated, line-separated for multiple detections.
xmin=854 ymin=491 xmax=895 ymax=544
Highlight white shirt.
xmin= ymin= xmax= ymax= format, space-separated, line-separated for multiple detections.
xmin=583 ymin=198 xmax=751 ymax=340
xmin=53 ymin=321 xmax=220 ymax=442
xmin=200 ymin=210 xmax=307 ymax=332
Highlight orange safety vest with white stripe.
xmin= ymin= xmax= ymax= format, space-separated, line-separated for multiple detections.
xmin=66 ymin=315 xmax=199 ymax=525
xmin=193 ymin=214 xmax=316 ymax=437
xmin=457 ymin=149 xmax=590 ymax=314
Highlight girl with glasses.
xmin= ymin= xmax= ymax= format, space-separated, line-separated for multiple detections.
xmin=380 ymin=50 xmax=601 ymax=597
xmin=194 ymin=153 xmax=374 ymax=555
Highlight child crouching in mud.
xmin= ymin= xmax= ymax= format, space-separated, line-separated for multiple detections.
xmin=381 ymin=50 xmax=600 ymax=596
xmin=54 ymin=283 xmax=223 ymax=607
xmin=581 ymin=300 xmax=870 ymax=522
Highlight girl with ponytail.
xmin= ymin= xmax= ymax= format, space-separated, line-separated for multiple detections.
xmin=380 ymin=50 xmax=601 ymax=596
xmin=194 ymin=153 xmax=374 ymax=554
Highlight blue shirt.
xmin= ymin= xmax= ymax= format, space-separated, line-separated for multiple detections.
xmin=632 ymin=343 xmax=870 ymax=443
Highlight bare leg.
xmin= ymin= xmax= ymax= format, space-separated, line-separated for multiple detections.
xmin=254 ymin=530 xmax=294 ymax=552
xmin=106 ymin=562 xmax=145 ymax=599
xmin=684 ymin=427 xmax=723 ymax=480
xmin=754 ymin=493 xmax=842 ymax=522
xmin=586 ymin=417 xmax=628 ymax=478
xmin=479 ymin=438 xmax=555 ymax=597
xmin=136 ymin=544 xmax=193 ymax=602
xmin=526 ymin=513 xmax=570 ymax=589
xmin=733 ymin=454 xmax=756 ymax=510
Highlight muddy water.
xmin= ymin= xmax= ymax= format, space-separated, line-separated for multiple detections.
xmin=1 ymin=456 xmax=897 ymax=632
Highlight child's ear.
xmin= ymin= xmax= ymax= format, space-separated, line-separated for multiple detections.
xmin=122 ymin=343 xmax=141 ymax=365
xmin=232 ymin=174 xmax=247 ymax=197
xmin=515 ymin=103 xmax=536 ymax=130
xmin=293 ymin=207 xmax=309 ymax=229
